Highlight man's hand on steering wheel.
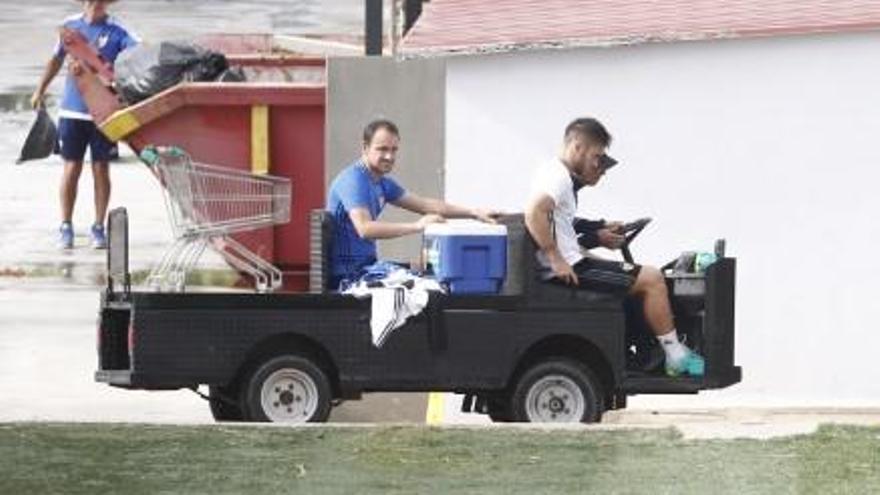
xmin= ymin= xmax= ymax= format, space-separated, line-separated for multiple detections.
xmin=598 ymin=221 xmax=625 ymax=250
xmin=605 ymin=221 xmax=624 ymax=233
xmin=597 ymin=228 xmax=625 ymax=250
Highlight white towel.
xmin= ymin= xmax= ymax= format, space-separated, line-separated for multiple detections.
xmin=344 ymin=269 xmax=445 ymax=347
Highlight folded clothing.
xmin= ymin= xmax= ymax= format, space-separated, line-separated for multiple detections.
xmin=343 ymin=262 xmax=445 ymax=347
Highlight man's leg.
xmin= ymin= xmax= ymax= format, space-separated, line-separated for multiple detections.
xmin=565 ymin=259 xmax=670 ymax=331
xmin=87 ymin=122 xmax=116 ymax=249
xmin=60 ymin=160 xmax=84 ymax=223
xmin=58 ymin=160 xmax=83 ymax=249
xmin=58 ymin=118 xmax=88 ymax=224
xmin=92 ymin=161 xmax=110 ymax=226
xmin=569 ymin=258 xmax=703 ymax=375
xmin=57 ymin=118 xmax=89 ymax=248
xmin=630 ymin=266 xmax=673 ymax=336
xmin=630 ymin=265 xmax=703 ymax=376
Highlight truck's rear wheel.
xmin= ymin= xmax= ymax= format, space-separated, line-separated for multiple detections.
xmin=209 ymin=384 xmax=244 ymax=422
xmin=242 ymin=355 xmax=332 ymax=423
xmin=510 ymin=358 xmax=604 ymax=423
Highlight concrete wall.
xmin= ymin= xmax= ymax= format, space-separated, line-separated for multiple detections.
xmin=444 ymin=31 xmax=880 ymax=407
xmin=326 ymin=57 xmax=446 ymax=263
xmin=325 ymin=56 xmax=446 ymax=422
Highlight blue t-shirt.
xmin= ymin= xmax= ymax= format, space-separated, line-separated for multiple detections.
xmin=53 ymin=14 xmax=139 ymax=120
xmin=326 ymin=160 xmax=406 ymax=284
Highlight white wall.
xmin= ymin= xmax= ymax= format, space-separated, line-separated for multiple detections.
xmin=445 ymin=32 xmax=880 ymax=407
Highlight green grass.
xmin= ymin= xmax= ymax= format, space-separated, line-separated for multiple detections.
xmin=0 ymin=423 xmax=877 ymax=494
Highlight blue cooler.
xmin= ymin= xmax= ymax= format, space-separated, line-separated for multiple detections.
xmin=423 ymin=222 xmax=507 ymax=294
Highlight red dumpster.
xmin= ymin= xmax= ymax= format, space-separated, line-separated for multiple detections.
xmin=72 ymin=34 xmax=328 ymax=291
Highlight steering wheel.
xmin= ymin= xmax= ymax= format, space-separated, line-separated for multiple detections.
xmin=620 ymin=217 xmax=651 ymax=264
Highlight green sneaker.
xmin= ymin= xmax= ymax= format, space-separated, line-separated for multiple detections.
xmin=666 ymin=349 xmax=705 ymax=377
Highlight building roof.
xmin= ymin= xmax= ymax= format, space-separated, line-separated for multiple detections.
xmin=402 ymin=0 xmax=880 ymax=56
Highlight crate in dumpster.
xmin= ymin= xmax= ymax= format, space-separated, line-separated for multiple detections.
xmin=423 ymin=222 xmax=507 ymax=294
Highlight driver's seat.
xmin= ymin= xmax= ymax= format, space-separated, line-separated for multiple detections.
xmin=499 ymin=214 xmax=623 ymax=309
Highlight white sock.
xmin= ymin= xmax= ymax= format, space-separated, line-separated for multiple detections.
xmin=657 ymin=329 xmax=687 ymax=363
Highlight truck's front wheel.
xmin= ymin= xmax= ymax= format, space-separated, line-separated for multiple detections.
xmin=510 ymin=358 xmax=604 ymax=423
xmin=242 ymin=355 xmax=332 ymax=423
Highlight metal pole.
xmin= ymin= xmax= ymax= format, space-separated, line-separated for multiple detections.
xmin=366 ymin=0 xmax=383 ymax=55
xmin=390 ymin=0 xmax=399 ymax=57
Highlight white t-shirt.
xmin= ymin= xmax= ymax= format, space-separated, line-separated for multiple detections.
xmin=529 ymin=158 xmax=583 ymax=276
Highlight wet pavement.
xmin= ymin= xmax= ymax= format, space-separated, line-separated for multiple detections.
xmin=0 ymin=0 xmax=366 ymax=275
xmin=0 ymin=157 xmax=227 ymax=424
xmin=0 ymin=284 xmax=210 ymax=423
xmin=0 ymin=0 xmax=362 ymax=424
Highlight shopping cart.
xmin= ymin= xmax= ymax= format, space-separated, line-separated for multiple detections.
xmin=140 ymin=146 xmax=291 ymax=292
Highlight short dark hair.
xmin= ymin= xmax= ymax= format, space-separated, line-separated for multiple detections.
xmin=564 ymin=117 xmax=612 ymax=147
xmin=363 ymin=119 xmax=400 ymax=145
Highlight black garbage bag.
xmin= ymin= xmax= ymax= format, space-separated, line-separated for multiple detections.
xmin=217 ymin=66 xmax=246 ymax=82
xmin=114 ymin=41 xmax=229 ymax=104
xmin=16 ymin=107 xmax=58 ymax=164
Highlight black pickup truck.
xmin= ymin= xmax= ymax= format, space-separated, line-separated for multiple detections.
xmin=96 ymin=208 xmax=741 ymax=423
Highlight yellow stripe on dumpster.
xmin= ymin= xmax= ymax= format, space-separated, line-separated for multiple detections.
xmin=425 ymin=392 xmax=445 ymax=425
xmin=100 ymin=109 xmax=141 ymax=142
xmin=251 ymin=105 xmax=270 ymax=175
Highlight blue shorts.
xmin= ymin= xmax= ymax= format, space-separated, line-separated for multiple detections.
xmin=58 ymin=118 xmax=118 ymax=163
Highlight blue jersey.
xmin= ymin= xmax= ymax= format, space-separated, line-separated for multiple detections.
xmin=53 ymin=14 xmax=138 ymax=120
xmin=326 ymin=160 xmax=406 ymax=284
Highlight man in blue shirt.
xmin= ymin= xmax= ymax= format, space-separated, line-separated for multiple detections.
xmin=327 ymin=119 xmax=500 ymax=289
xmin=31 ymin=0 xmax=138 ymax=249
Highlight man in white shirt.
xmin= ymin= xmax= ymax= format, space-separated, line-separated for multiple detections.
xmin=524 ymin=117 xmax=704 ymax=376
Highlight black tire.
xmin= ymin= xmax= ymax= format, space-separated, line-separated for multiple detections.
xmin=242 ymin=354 xmax=332 ymax=423
xmin=510 ymin=358 xmax=604 ymax=423
xmin=208 ymin=384 xmax=244 ymax=422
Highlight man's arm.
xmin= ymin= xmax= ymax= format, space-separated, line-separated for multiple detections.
xmin=348 ymin=207 xmax=442 ymax=240
xmin=524 ymin=194 xmax=578 ymax=285
xmin=393 ymin=193 xmax=499 ymax=223
xmin=31 ymin=57 xmax=63 ymax=109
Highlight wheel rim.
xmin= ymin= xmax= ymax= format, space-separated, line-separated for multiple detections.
xmin=524 ymin=374 xmax=585 ymax=422
xmin=260 ymin=368 xmax=319 ymax=422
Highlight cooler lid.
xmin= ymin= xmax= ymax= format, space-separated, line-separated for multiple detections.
xmin=425 ymin=221 xmax=507 ymax=236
